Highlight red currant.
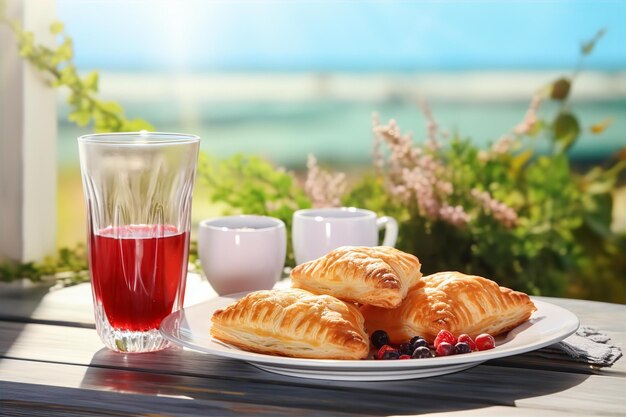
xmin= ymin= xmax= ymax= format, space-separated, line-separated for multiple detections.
xmin=434 ymin=330 xmax=457 ymax=348
xmin=475 ymin=333 xmax=496 ymax=351
xmin=435 ymin=341 xmax=455 ymax=357
xmin=376 ymin=345 xmax=397 ymax=360
xmin=457 ymin=334 xmax=476 ymax=351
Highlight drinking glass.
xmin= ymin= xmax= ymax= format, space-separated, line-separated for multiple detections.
xmin=78 ymin=132 xmax=200 ymax=353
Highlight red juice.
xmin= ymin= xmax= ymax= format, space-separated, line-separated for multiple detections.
xmin=89 ymin=225 xmax=190 ymax=331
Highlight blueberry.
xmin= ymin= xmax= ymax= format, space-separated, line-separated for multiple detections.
xmin=455 ymin=342 xmax=472 ymax=354
xmin=409 ymin=336 xmax=425 ymax=345
xmin=370 ymin=330 xmax=390 ymax=349
xmin=411 ymin=346 xmax=432 ymax=359
xmin=382 ymin=349 xmax=400 ymax=360
xmin=410 ymin=338 xmax=429 ymax=350
xmin=398 ymin=343 xmax=413 ymax=356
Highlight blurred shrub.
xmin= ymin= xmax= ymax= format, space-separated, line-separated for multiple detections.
xmin=201 ymin=30 xmax=626 ymax=302
xmin=1 ymin=9 xmax=623 ymax=302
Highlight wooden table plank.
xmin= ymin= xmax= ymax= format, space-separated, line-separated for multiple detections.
xmin=1 ymin=358 xmax=624 ymax=417
xmin=1 ymin=280 xmax=625 ymax=416
xmin=0 ymin=381 xmax=589 ymax=417
xmin=0 ymin=274 xmax=217 ymax=327
xmin=1 ymin=321 xmax=625 ymax=416
xmin=0 ymin=380 xmax=357 ymax=417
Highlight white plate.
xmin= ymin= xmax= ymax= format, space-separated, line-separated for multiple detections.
xmin=160 ymin=295 xmax=579 ymax=381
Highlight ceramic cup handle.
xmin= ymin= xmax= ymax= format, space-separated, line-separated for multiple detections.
xmin=376 ymin=216 xmax=398 ymax=247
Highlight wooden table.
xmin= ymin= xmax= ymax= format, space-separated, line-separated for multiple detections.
xmin=1 ymin=275 xmax=625 ymax=416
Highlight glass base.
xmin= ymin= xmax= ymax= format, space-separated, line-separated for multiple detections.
xmin=94 ymin=302 xmax=169 ymax=353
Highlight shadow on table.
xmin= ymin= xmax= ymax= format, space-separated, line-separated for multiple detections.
xmin=81 ymin=347 xmax=591 ymax=416
xmin=0 ymin=283 xmax=54 ymax=359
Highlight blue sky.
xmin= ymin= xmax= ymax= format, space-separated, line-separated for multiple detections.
xmin=58 ymin=0 xmax=626 ymax=72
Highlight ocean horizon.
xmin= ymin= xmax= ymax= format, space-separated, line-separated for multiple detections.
xmin=57 ymin=71 xmax=626 ymax=168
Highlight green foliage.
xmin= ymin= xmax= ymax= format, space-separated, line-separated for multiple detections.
xmin=0 ymin=245 xmax=89 ymax=286
xmin=553 ymin=112 xmax=580 ymax=153
xmin=196 ymin=30 xmax=625 ymax=302
xmin=0 ymin=10 xmax=153 ymax=132
xmin=198 ymin=153 xmax=311 ymax=266
xmin=0 ymin=8 xmax=152 ymax=285
xmin=581 ymin=28 xmax=605 ymax=55
xmin=338 ymin=31 xmax=625 ymax=301
xmin=550 ymin=77 xmax=571 ymax=101
xmin=1 ymin=13 xmax=623 ymax=304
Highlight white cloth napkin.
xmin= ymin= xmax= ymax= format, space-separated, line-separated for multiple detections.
xmin=535 ymin=325 xmax=623 ymax=367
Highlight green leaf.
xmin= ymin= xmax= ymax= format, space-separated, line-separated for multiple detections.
xmin=582 ymin=193 xmax=613 ymax=238
xmin=82 ymin=71 xmax=99 ymax=92
xmin=590 ymin=118 xmax=612 ymax=134
xmin=68 ymin=110 xmax=91 ymax=126
xmin=54 ymin=37 xmax=73 ymax=62
xmin=59 ymin=66 xmax=78 ymax=85
xmin=122 ymin=119 xmax=155 ymax=132
xmin=98 ymin=101 xmax=123 ymax=115
xmin=581 ymin=28 xmax=605 ymax=55
xmin=552 ymin=112 xmax=580 ymax=153
xmin=550 ymin=78 xmax=571 ymax=101
xmin=510 ymin=149 xmax=533 ymax=176
xmin=18 ymin=32 xmax=34 ymax=56
xmin=50 ymin=21 xmax=64 ymax=35
xmin=527 ymin=119 xmax=545 ymax=137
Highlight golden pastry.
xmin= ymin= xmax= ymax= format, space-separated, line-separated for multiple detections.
xmin=361 ymin=271 xmax=536 ymax=343
xmin=210 ymin=288 xmax=369 ymax=360
xmin=290 ymin=246 xmax=422 ymax=308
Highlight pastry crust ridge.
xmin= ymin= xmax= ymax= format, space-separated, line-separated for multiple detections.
xmin=291 ymin=246 xmax=422 ymax=308
xmin=211 ymin=288 xmax=369 ymax=360
xmin=361 ymin=271 xmax=536 ymax=343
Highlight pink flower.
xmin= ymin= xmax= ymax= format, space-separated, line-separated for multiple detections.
xmin=471 ymin=188 xmax=518 ymax=228
xmin=514 ymin=95 xmax=542 ymax=135
xmin=372 ymin=113 xmax=471 ymax=228
xmin=305 ymin=154 xmax=347 ymax=208
xmin=439 ymin=204 xmax=471 ymax=227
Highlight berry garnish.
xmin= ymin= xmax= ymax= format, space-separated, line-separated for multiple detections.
xmin=382 ymin=349 xmax=400 ymax=360
xmin=454 ymin=342 xmax=472 ymax=354
xmin=376 ymin=345 xmax=396 ymax=360
xmin=475 ymin=334 xmax=496 ymax=351
xmin=410 ymin=336 xmax=428 ymax=350
xmin=435 ymin=341 xmax=455 ymax=357
xmin=398 ymin=343 xmax=413 ymax=356
xmin=457 ymin=334 xmax=476 ymax=351
xmin=399 ymin=354 xmax=411 ymax=360
xmin=434 ymin=330 xmax=457 ymax=348
xmin=411 ymin=346 xmax=432 ymax=359
xmin=371 ymin=330 xmax=390 ymax=349
xmin=409 ymin=335 xmax=424 ymax=345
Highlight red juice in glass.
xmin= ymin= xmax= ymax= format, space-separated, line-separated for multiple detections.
xmin=89 ymin=225 xmax=190 ymax=332
xmin=79 ymin=132 xmax=199 ymax=353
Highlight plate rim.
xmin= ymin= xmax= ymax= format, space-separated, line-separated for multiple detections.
xmin=160 ymin=295 xmax=579 ymax=370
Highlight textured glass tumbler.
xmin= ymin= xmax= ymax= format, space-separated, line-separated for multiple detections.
xmin=78 ymin=132 xmax=200 ymax=353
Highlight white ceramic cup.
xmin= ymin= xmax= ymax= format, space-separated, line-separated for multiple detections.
xmin=292 ymin=207 xmax=398 ymax=265
xmin=198 ymin=215 xmax=287 ymax=295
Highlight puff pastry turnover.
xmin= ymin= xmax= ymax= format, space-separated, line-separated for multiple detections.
xmin=361 ymin=271 xmax=536 ymax=343
xmin=210 ymin=288 xmax=369 ymax=360
xmin=291 ymin=246 xmax=422 ymax=308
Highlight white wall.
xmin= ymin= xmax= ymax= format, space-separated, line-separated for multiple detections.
xmin=0 ymin=0 xmax=57 ymax=262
